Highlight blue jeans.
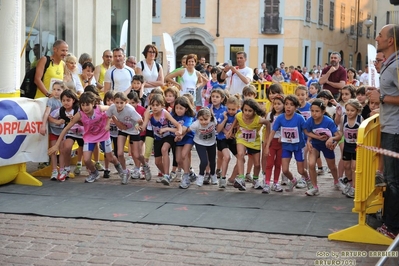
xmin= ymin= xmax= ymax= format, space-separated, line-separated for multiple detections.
xmin=381 ymin=132 xmax=399 ymax=233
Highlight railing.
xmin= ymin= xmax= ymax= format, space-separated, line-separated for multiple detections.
xmin=328 ymin=114 xmax=393 ymax=245
xmin=251 ymin=81 xmax=297 ymax=103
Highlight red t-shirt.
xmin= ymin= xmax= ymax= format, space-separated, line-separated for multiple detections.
xmin=321 ymin=65 xmax=347 ymax=95
xmin=290 ymin=70 xmax=306 ymax=85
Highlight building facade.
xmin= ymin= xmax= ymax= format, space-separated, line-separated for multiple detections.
xmin=23 ymin=0 xmax=152 ymax=72
xmin=152 ymin=0 xmax=378 ymax=71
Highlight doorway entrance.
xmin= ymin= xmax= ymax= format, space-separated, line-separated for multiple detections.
xmin=175 ymin=39 xmax=209 ymax=68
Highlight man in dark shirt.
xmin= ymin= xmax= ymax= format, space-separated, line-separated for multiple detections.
xmin=319 ymin=52 xmax=347 ymax=99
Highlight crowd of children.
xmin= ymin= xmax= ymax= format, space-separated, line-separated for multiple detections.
xmin=42 ymin=54 xmax=380 ymax=199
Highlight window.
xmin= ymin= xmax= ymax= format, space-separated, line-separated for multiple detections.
xmin=186 ymin=0 xmax=200 ymax=18
xmin=329 ymin=1 xmax=334 ymax=30
xmin=306 ymin=0 xmax=311 ymax=22
xmin=318 ymin=0 xmax=323 ymax=26
xmin=340 ymin=4 xmax=345 ymax=33
xmin=263 ymin=0 xmax=281 ymax=34
xmin=350 ymin=7 xmax=355 ymax=35
xmin=358 ymin=11 xmax=363 ymax=37
xmin=152 ymin=0 xmax=156 ymax=17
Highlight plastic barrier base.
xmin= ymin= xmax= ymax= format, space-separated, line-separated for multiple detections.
xmin=0 ymin=163 xmax=42 ymax=187
xmin=328 ymin=224 xmax=393 ymax=245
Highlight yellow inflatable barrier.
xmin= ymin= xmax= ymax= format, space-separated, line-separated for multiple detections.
xmin=328 ymin=114 xmax=392 ymax=245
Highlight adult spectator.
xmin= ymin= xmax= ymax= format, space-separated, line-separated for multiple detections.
xmin=303 ymin=66 xmax=310 ymax=79
xmin=63 ymin=54 xmax=84 ymax=96
xmin=253 ymin=68 xmax=260 ymax=81
xmin=195 ymin=56 xmax=206 ymax=71
xmin=266 ymin=62 xmax=274 ymax=75
xmin=288 ymin=65 xmax=306 ymax=85
xmin=319 ymin=52 xmax=347 ymax=99
xmin=34 ymin=40 xmax=68 ymax=98
xmin=77 ymin=53 xmax=92 ymax=74
xmin=279 ymin=62 xmax=289 ymax=81
xmin=135 ymin=44 xmax=164 ymax=97
xmin=346 ymin=68 xmax=359 ymax=86
xmin=367 ymin=24 xmax=399 ymax=240
xmin=374 ymin=52 xmax=385 ymax=73
xmin=94 ymin=50 xmax=112 ymax=91
xmin=359 ymin=65 xmax=369 ymax=86
xmin=271 ymin=68 xmax=284 ymax=83
xmin=125 ymin=55 xmax=137 ymax=69
xmin=262 ymin=69 xmax=272 ymax=82
xmin=165 ymin=54 xmax=206 ymax=99
xmin=103 ymin=47 xmax=134 ymax=95
xmin=260 ymin=62 xmax=267 ymax=72
xmin=30 ymin=44 xmax=41 ymax=69
xmin=221 ymin=51 xmax=253 ymax=95
xmin=205 ymin=64 xmax=213 ymax=78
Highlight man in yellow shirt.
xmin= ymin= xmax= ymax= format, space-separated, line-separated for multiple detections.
xmin=94 ymin=50 xmax=113 ymax=91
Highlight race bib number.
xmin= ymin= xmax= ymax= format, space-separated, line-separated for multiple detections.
xmin=187 ymin=88 xmax=195 ymax=96
xmin=344 ymin=128 xmax=357 ymax=143
xmin=300 ymin=111 xmax=311 ymax=120
xmin=240 ymin=128 xmax=256 ymax=142
xmin=313 ymin=128 xmax=332 ymax=138
xmin=281 ymin=127 xmax=300 ymax=143
xmin=200 ymin=132 xmax=214 ymax=140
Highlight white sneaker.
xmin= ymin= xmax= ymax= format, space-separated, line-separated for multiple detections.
xmin=245 ymin=173 xmax=253 ymax=182
xmin=272 ymin=183 xmax=283 ymax=192
xmin=305 ymin=187 xmax=320 ymax=196
xmin=253 ymin=179 xmax=263 ymax=189
xmin=170 ymin=171 xmax=177 ymax=182
xmin=219 ymin=178 xmax=226 ymax=188
xmin=281 ymin=173 xmax=288 ymax=185
xmin=131 ymin=168 xmax=140 ymax=179
xmin=262 ymin=184 xmax=271 ymax=194
xmin=210 ymin=174 xmax=218 ymax=185
xmin=125 ymin=156 xmax=134 ymax=165
xmin=50 ymin=170 xmax=58 ymax=181
xmin=176 ymin=169 xmax=183 ymax=182
xmin=295 ymin=177 xmax=307 ymax=189
xmin=196 ymin=175 xmax=204 ymax=187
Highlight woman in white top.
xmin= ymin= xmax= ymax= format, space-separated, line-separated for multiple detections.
xmin=165 ymin=54 xmax=207 ymax=99
xmin=135 ymin=44 xmax=164 ymax=96
xmin=63 ymin=54 xmax=84 ymax=96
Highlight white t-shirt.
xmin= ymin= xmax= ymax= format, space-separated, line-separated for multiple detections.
xmin=359 ymin=72 xmax=369 ymax=85
xmin=190 ymin=120 xmax=216 ymax=146
xmin=138 ymin=61 xmax=160 ymax=95
xmin=104 ymin=65 xmax=135 ymax=93
xmin=106 ymin=104 xmax=142 ymax=135
xmin=181 ymin=69 xmax=198 ymax=99
xmin=226 ymin=66 xmax=253 ymax=95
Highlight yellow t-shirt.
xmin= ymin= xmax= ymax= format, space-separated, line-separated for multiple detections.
xmin=235 ymin=112 xmax=263 ymax=150
xmin=98 ymin=64 xmax=107 ymax=86
xmin=35 ymin=60 xmax=64 ymax=98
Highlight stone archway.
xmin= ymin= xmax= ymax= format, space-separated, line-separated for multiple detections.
xmin=172 ymin=27 xmax=217 ymax=66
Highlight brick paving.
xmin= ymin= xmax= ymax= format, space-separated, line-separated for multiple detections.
xmin=0 ymin=149 xmax=398 ymax=265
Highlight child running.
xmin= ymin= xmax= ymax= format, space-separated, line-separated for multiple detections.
xmin=262 ymin=94 xmax=285 ymax=193
xmin=142 ymin=94 xmax=182 ymax=185
xmin=102 ymin=91 xmax=118 ymax=178
xmin=216 ymin=96 xmax=240 ymax=188
xmin=188 ymin=108 xmax=217 ymax=187
xmin=264 ymin=95 xmax=310 ymax=192
xmin=304 ymin=99 xmax=341 ymax=196
xmin=106 ymin=92 xmax=152 ymax=184
xmin=48 ymin=91 xmax=125 ymax=183
xmin=337 ymin=99 xmax=363 ymax=198
xmin=39 ymin=81 xmax=65 ymax=180
xmin=226 ymin=99 xmax=268 ymax=191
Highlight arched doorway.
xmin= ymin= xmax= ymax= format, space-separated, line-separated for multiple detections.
xmin=356 ymin=53 xmax=362 ymax=70
xmin=176 ymin=40 xmax=209 ymax=68
xmin=172 ymin=27 xmax=217 ymax=68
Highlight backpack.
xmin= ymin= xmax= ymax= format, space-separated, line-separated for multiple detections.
xmin=140 ymin=61 xmax=160 ymax=73
xmin=20 ymin=56 xmax=51 ymax=99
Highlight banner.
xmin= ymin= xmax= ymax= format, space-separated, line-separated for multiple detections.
xmin=162 ymin=33 xmax=176 ymax=76
xmin=0 ymin=97 xmax=48 ymax=166
xmin=367 ymin=44 xmax=380 ymax=88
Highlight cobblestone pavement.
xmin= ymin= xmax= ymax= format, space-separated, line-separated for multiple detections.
xmin=0 ymin=149 xmax=397 ymax=265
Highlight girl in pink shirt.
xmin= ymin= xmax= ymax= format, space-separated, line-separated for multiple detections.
xmin=49 ymin=91 xmax=124 ymax=183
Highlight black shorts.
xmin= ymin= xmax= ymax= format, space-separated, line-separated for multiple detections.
xmin=247 ymin=147 xmax=260 ymax=155
xmin=140 ymin=135 xmax=146 ymax=142
xmin=118 ymin=131 xmax=141 ymax=144
xmin=217 ymin=138 xmax=237 ymax=155
xmin=65 ymin=136 xmax=84 ymax=147
xmin=146 ymin=129 xmax=154 ymax=138
xmin=342 ymin=151 xmax=356 ymax=161
xmin=153 ymin=136 xmax=175 ymax=157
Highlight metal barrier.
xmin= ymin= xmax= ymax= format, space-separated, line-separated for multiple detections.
xmin=328 ymin=114 xmax=393 ymax=245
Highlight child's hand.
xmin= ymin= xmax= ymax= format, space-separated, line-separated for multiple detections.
xmin=336 ymin=105 xmax=343 ymax=116
xmin=225 ymin=130 xmax=232 ymax=139
xmin=223 ymin=111 xmax=227 ymax=120
xmin=39 ymin=127 xmax=46 ymax=136
xmin=306 ymin=141 xmax=313 ymax=151
xmin=330 ymin=98 xmax=338 ymax=106
xmin=318 ymin=134 xmax=329 ymax=141
xmin=325 ymin=138 xmax=336 ymax=150
xmin=48 ymin=145 xmax=59 ymax=155
xmin=57 ymin=119 xmax=65 ymax=125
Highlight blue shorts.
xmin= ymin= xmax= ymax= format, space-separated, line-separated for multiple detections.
xmin=282 ymin=148 xmax=305 ymax=162
xmin=312 ymin=142 xmax=335 ymax=159
xmin=176 ymin=135 xmax=194 ymax=146
xmin=83 ymin=138 xmax=113 ymax=153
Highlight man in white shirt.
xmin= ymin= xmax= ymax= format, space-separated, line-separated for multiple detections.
xmin=359 ymin=65 xmax=369 ymax=86
xmin=103 ymin=48 xmax=134 ymax=95
xmin=221 ymin=51 xmax=253 ymax=95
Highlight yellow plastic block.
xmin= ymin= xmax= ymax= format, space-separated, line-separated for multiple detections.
xmin=328 ymin=224 xmax=392 ymax=246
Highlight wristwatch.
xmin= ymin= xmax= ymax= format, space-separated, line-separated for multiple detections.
xmin=380 ymin=94 xmax=386 ymax=104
